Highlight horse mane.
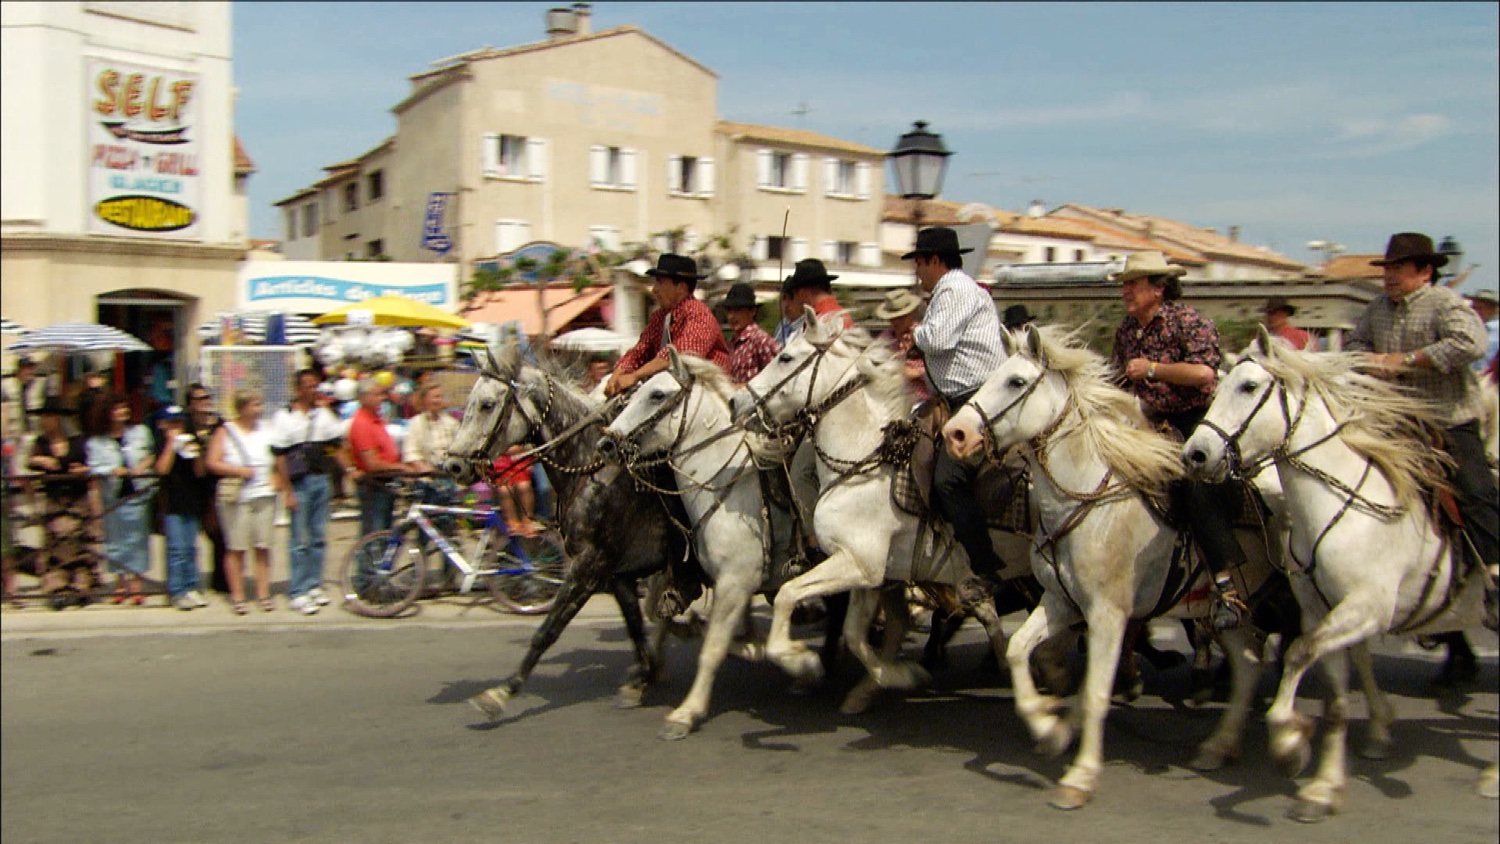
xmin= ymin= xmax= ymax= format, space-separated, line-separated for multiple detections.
xmin=836 ymin=327 xmax=911 ymax=419
xmin=1031 ymin=325 xmax=1186 ymax=490
xmin=1249 ymin=341 xmax=1452 ymax=507
xmin=675 ymin=354 xmax=738 ymax=403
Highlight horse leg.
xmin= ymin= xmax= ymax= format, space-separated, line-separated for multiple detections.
xmin=921 ymin=606 xmax=965 ymax=673
xmin=613 ymin=575 xmax=664 ymax=709
xmin=765 ymin=548 xmax=882 ymax=685
xmin=818 ymin=589 xmax=850 ymax=677
xmin=1349 ymin=643 xmax=1394 ymax=761
xmin=660 ymin=571 xmax=758 ymax=740
xmin=842 ymin=585 xmax=917 ymax=714
xmin=1288 ymin=647 xmax=1353 ymax=823
xmin=1051 ymin=602 xmax=1129 ymax=811
xmin=1191 ymin=626 xmax=1264 ymax=772
xmin=967 ymin=597 xmax=1009 ymax=680
xmin=1007 ymin=598 xmax=1082 ymax=763
xmin=1113 ymin=622 xmax=1144 ymax=703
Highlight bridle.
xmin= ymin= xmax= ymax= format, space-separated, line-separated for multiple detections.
xmin=739 ymin=337 xmax=868 ymax=443
xmin=1192 ymin=357 xmax=1287 ymax=481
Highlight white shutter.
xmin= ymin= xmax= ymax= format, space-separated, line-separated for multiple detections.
xmin=526 ymin=137 xmax=548 ymax=182
xmin=751 ymin=236 xmax=769 ymax=261
xmin=589 ymin=145 xmax=607 ymax=187
xmin=621 ymin=148 xmax=637 ymax=190
xmin=482 ymin=132 xmax=500 ymax=178
xmin=652 ymin=233 xmax=670 ymax=252
xmin=667 ymin=155 xmax=682 ymax=193
xmin=683 ymin=230 xmax=699 ymax=253
xmin=697 ymin=157 xmax=714 ymax=197
xmin=756 ymin=149 xmax=771 ymax=189
xmin=824 ymin=157 xmax=838 ymax=194
xmin=791 ymin=153 xmax=808 ymax=193
xmin=859 ymin=242 xmax=880 ymax=267
xmin=821 ymin=240 xmax=836 ymax=262
xmin=855 ymin=162 xmax=871 ymax=200
xmin=791 ymin=238 xmax=808 ymax=262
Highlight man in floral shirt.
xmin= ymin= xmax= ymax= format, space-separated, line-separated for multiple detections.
xmin=606 ymin=253 xmax=731 ymax=398
xmin=721 ymin=282 xmax=779 ymax=387
xmin=1108 ymin=251 xmax=1249 ymax=631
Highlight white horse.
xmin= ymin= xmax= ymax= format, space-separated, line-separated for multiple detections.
xmin=1182 ymin=327 xmax=1498 ymax=815
xmin=943 ymin=324 xmax=1282 ymax=811
xmin=598 ymin=351 xmax=794 ymax=738
xmin=730 ymin=310 xmax=1035 ymax=708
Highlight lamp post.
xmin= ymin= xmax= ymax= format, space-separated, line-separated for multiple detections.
xmin=889 ymin=120 xmax=952 ymax=236
xmin=1305 ymin=239 xmax=1345 ymax=271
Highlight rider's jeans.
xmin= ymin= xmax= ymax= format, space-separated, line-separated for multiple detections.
xmin=932 ymin=439 xmax=1008 ymax=580
xmin=1445 ymin=421 xmax=1499 ymax=566
xmin=288 ymin=473 xmax=332 ymax=599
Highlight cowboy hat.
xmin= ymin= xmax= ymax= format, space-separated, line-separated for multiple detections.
xmin=721 ymin=283 xmax=760 ymax=311
xmin=643 ymin=253 xmax=708 ymax=281
xmin=1467 ymin=288 xmax=1499 ymax=306
xmin=1370 ymin=232 xmax=1449 ymax=268
xmin=901 ymin=227 xmax=973 ymax=260
xmin=1109 ymin=251 xmax=1186 ymax=283
xmin=783 ymin=258 xmax=839 ymax=293
xmin=1002 ymin=304 xmax=1037 ymax=329
xmin=1263 ymin=296 xmax=1297 ymax=316
xmin=874 ymin=289 xmax=923 ymax=320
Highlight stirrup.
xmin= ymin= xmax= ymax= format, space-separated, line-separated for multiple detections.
xmin=1210 ymin=588 xmax=1249 ymax=632
xmin=655 ymin=587 xmax=689 ymax=620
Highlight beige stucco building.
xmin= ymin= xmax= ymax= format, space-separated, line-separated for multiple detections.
xmin=1 ymin=0 xmax=247 ymax=399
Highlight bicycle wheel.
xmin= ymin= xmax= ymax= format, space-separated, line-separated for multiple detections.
xmin=487 ymin=530 xmax=569 ymax=614
xmin=338 ymin=529 xmax=427 ymax=618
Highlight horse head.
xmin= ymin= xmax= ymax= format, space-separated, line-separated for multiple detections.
xmin=732 ymin=305 xmax=855 ymax=431
xmin=1183 ymin=324 xmax=1289 ymax=483
xmin=598 ymin=348 xmax=697 ymax=461
xmin=944 ymin=323 xmax=1063 ymax=461
xmin=444 ymin=338 xmax=547 ymax=482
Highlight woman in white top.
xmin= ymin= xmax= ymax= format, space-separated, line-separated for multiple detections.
xmin=206 ymin=389 xmax=281 ymax=614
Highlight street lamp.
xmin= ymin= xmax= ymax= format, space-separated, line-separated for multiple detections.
xmin=1305 ymin=239 xmax=1345 ymax=271
xmin=1436 ymin=235 xmax=1463 ymax=281
xmin=889 ymin=120 xmax=952 ymax=232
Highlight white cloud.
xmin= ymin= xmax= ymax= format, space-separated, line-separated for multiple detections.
xmin=1325 ymin=113 xmax=1456 ymax=157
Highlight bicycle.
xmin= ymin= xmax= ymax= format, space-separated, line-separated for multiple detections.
xmin=338 ymin=481 xmax=568 ymax=618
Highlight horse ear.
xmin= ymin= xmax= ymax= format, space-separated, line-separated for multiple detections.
xmin=1254 ymin=324 xmax=1274 ymax=356
xmin=1024 ymin=323 xmax=1046 ymax=366
xmin=494 ymin=336 xmax=520 ymax=377
xmin=802 ymin=304 xmax=827 ymax=345
xmin=999 ymin=325 xmax=1017 ymax=358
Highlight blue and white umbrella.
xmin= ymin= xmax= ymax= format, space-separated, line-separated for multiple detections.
xmin=197 ymin=312 xmax=321 ymax=346
xmin=9 ymin=322 xmax=152 ymax=353
xmin=0 ymin=319 xmax=25 ymax=336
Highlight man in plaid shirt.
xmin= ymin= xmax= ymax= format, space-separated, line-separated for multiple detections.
xmin=721 ymin=283 xmax=779 ymax=387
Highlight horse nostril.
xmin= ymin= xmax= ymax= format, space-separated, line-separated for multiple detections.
xmin=1188 ymin=449 xmax=1207 ymax=464
xmin=597 ymin=437 xmax=616 ymax=455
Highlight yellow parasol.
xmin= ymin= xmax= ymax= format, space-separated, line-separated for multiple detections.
xmin=311 ymin=295 xmax=471 ymax=330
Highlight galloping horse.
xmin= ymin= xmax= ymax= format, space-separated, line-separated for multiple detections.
xmin=730 ymin=310 xmax=1035 ymax=704
xmin=1182 ymin=327 xmax=1498 ymax=815
xmin=443 ymin=342 xmax=693 ymax=718
xmin=943 ymin=324 xmax=1278 ymax=811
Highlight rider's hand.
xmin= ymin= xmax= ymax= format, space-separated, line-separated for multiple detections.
xmin=285 ymin=490 xmax=298 ymax=511
xmin=604 ymin=372 xmax=631 ymax=398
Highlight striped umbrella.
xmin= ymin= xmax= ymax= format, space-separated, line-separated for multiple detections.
xmin=8 ymin=322 xmax=152 ymax=353
xmin=0 ymin=319 xmax=25 ymax=336
xmin=196 ymin=312 xmax=321 ymax=346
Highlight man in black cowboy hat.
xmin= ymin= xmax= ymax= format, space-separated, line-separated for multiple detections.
xmin=906 ymin=226 xmax=1011 ymax=602
xmin=1348 ymin=232 xmax=1497 ymax=672
xmin=606 ymin=253 xmax=731 ymax=398
xmin=781 ymin=258 xmax=851 ymax=329
xmin=721 ymin=282 xmax=779 ymax=387
xmin=1001 ymin=304 xmax=1036 ymax=332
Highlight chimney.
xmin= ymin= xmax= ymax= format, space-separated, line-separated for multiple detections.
xmin=1026 ymin=199 xmax=1046 ymax=218
xmin=572 ymin=2 xmax=592 ymax=35
xmin=1228 ymin=225 xmax=1241 ymax=242
xmin=1144 ymin=220 xmax=1155 ymax=240
xmin=545 ymin=7 xmax=578 ymax=40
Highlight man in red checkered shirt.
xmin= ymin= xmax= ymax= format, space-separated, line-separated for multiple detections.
xmin=606 ymin=254 xmax=731 ymax=397
xmin=721 ymin=282 xmax=779 ymax=387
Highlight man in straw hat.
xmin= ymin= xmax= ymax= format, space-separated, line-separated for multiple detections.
xmin=1109 ymin=250 xmax=1252 ymax=631
xmin=1263 ymin=296 xmax=1312 ymax=351
xmin=721 ymin=282 xmax=779 ymax=387
xmin=875 ymin=288 xmax=931 ymax=402
xmin=905 ymin=226 xmax=1012 ymax=602
xmin=606 ymin=253 xmax=731 ymax=398
xmin=1348 ymin=233 xmax=1497 ymax=666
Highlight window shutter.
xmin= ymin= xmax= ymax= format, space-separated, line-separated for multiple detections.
xmin=482 ymin=132 xmax=499 ymax=178
xmin=756 ymin=149 xmax=771 ymax=189
xmin=667 ymin=155 xmax=682 ymax=193
xmin=791 ymin=238 xmax=808 ymax=262
xmin=824 ymin=157 xmax=838 ymax=194
xmin=652 ymin=233 xmax=669 ymax=252
xmin=751 ymin=236 xmax=769 ymax=261
xmin=589 ymin=145 xmax=607 ymax=187
xmin=821 ymin=240 xmax=836 ymax=262
xmin=859 ymin=242 xmax=880 ymax=268
xmin=526 ymin=137 xmax=548 ymax=182
xmin=855 ymin=162 xmax=871 ymax=199
xmin=683 ymin=230 xmax=699 ymax=253
xmin=791 ymin=153 xmax=808 ymax=193
xmin=621 ymin=148 xmax=637 ymax=190
xmin=697 ymin=158 xmax=714 ymax=197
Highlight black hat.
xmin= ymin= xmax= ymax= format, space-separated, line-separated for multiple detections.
xmin=644 ymin=253 xmax=708 ymax=281
xmin=1370 ymin=232 xmax=1449 ymax=269
xmin=721 ymin=283 xmax=759 ymax=311
xmin=1002 ymin=304 xmax=1037 ymax=329
xmin=1263 ymin=296 xmax=1297 ymax=316
xmin=38 ymin=396 xmax=76 ymax=416
xmin=783 ymin=259 xmax=839 ymax=293
xmin=901 ymin=226 xmax=974 ymax=260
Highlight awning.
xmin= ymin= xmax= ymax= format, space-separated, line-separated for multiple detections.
xmin=460 ymin=286 xmax=612 ymax=336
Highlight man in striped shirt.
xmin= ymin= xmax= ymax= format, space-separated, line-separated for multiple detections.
xmin=908 ymin=227 xmax=1010 ymax=601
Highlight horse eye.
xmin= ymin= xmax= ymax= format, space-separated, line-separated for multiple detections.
xmin=480 ymin=401 xmax=496 ymax=411
xmin=1007 ymin=376 xmax=1027 ymax=389
xmin=777 ymin=353 xmax=793 ymax=364
xmin=649 ymin=389 xmax=666 ymax=401
xmin=1238 ymin=381 xmax=1258 ymax=394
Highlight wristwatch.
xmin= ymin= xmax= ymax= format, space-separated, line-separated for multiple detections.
xmin=1402 ymin=352 xmax=1417 ymax=368
xmin=1146 ymin=362 xmax=1158 ymax=381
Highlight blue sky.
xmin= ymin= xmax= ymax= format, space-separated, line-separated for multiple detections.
xmin=234 ymin=1 xmax=1499 ymax=292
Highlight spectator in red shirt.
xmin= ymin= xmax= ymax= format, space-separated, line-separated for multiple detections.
xmin=347 ymin=377 xmax=417 ymax=536
xmin=782 ymin=258 xmax=852 ymax=329
xmin=1263 ymin=296 xmax=1313 ymax=350
xmin=606 ymin=253 xmax=731 ymax=397
xmin=721 ymin=282 xmax=779 ymax=387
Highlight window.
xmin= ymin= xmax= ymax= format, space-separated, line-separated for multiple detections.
xmin=283 ymin=209 xmax=296 ymax=241
xmin=301 ymin=203 xmax=318 ymax=238
xmin=769 ymin=152 xmax=790 ymax=188
xmin=757 ymin=149 xmax=808 ymax=193
xmin=667 ymin=155 xmax=714 ymax=198
xmin=1044 ymin=246 xmax=1056 ymax=263
xmin=367 ymin=170 xmax=384 ymax=202
xmin=1073 ymin=249 xmax=1086 ymax=262
xmin=766 ymin=236 xmax=789 ymax=262
xmin=587 ymin=225 xmax=621 ymax=252
xmin=343 ymin=183 xmax=358 ymax=213
xmin=679 ymin=156 xmax=698 ymax=194
xmin=366 ymin=239 xmax=384 ymax=259
xmin=589 ymin=145 xmax=636 ymax=190
xmin=482 ymin=133 xmax=548 ymax=182
xmin=828 ymin=160 xmax=856 ymax=196
xmin=836 ymin=241 xmax=859 ymax=265
xmin=494 ymin=219 xmax=532 ymax=254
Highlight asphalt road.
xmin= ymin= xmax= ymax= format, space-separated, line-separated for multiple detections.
xmin=2 ymin=605 xmax=1497 ymax=844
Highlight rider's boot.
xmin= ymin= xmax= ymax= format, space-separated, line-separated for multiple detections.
xmin=1210 ymin=574 xmax=1249 ymax=633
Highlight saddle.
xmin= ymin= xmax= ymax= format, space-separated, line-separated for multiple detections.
xmin=890 ymin=400 xmax=1031 ymax=534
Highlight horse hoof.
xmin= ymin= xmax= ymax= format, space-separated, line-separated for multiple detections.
xmin=1287 ymin=799 xmax=1336 ymax=824
xmin=1036 ymin=721 xmax=1074 ymax=759
xmin=1360 ymin=738 xmax=1393 ymax=762
xmin=658 ymin=719 xmax=693 ymax=741
xmin=1190 ymin=747 xmax=1235 ymax=773
xmin=468 ymin=688 xmax=510 ymax=721
xmin=1112 ymin=676 xmax=1144 ymax=704
xmin=1275 ymin=742 xmax=1312 ymax=779
xmin=1048 ymin=785 xmax=1092 ymax=811
xmin=614 ymin=685 xmax=645 ymax=709
xmin=840 ymin=684 xmax=879 ymax=715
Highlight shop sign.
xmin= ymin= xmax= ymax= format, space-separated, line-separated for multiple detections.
xmin=239 ymin=261 xmax=458 ymax=314
xmin=87 ymin=59 xmax=200 ymax=238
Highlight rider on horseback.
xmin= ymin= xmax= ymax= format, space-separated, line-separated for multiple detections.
xmin=1108 ymin=251 xmax=1251 ymax=632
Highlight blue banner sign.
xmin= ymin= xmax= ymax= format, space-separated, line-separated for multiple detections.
xmin=247 ymin=276 xmax=451 ymax=306
xmin=422 ymin=192 xmax=453 ymax=254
